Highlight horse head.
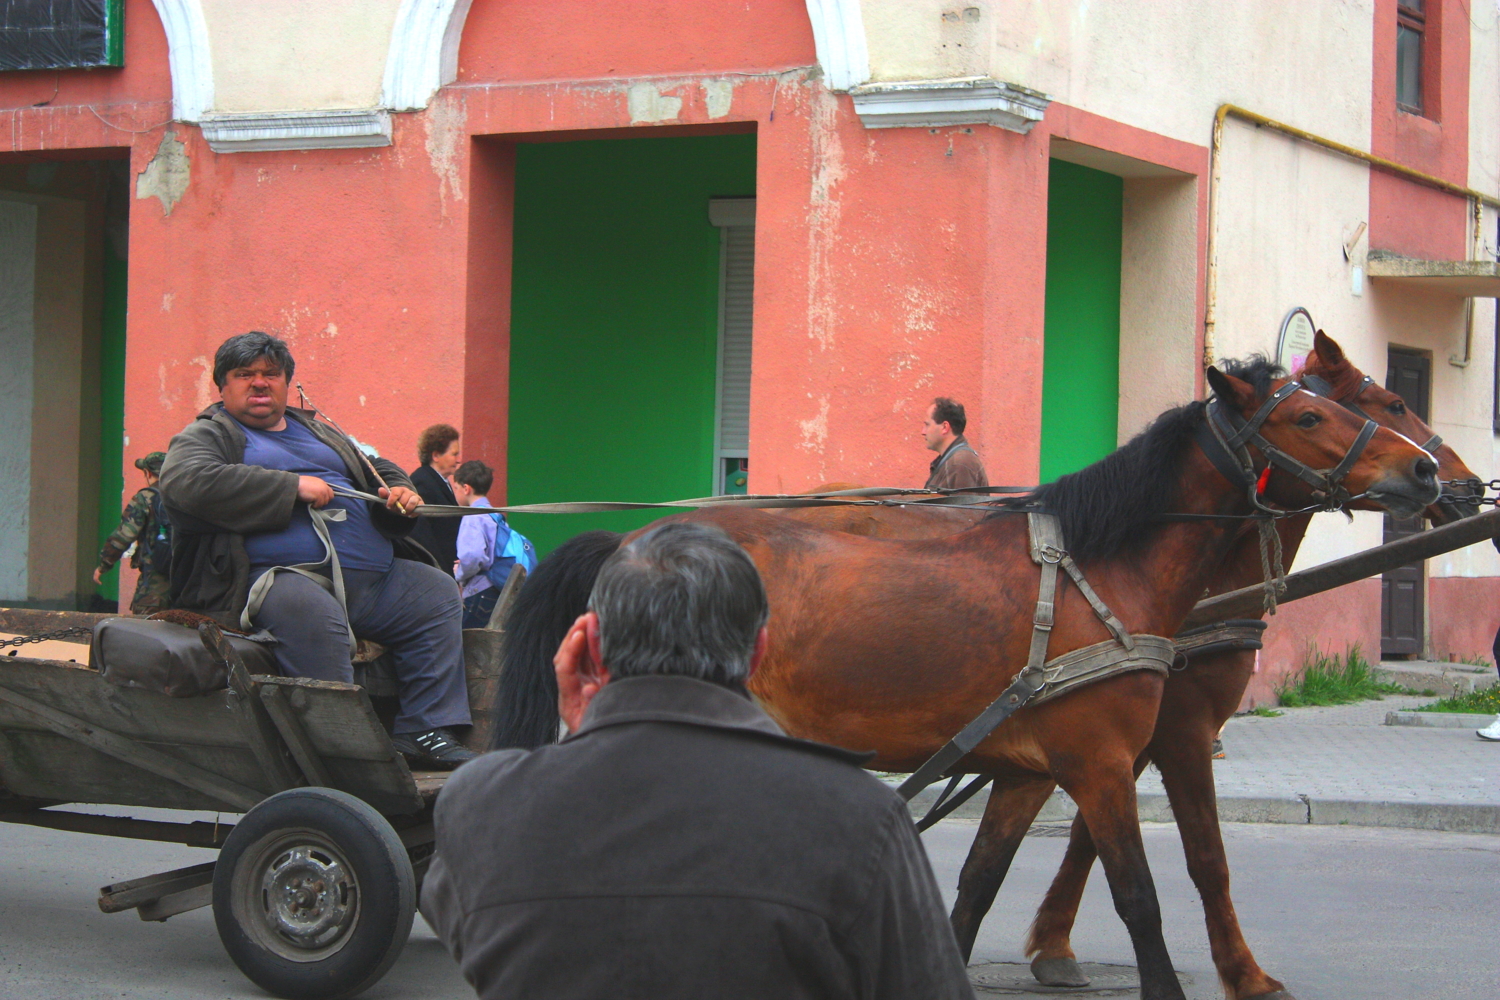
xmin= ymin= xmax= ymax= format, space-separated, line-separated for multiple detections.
xmin=1205 ymin=360 xmax=1439 ymax=519
xmin=1298 ymin=329 xmax=1483 ymax=525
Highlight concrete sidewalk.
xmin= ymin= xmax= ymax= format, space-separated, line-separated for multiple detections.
xmin=904 ymin=695 xmax=1500 ymax=834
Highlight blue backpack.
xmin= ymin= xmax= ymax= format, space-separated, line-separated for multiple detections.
xmin=483 ymin=512 xmax=537 ymax=590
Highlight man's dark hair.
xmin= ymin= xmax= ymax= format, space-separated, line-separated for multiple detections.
xmin=213 ymin=332 xmax=295 ymax=388
xmin=588 ymin=522 xmax=768 ymax=686
xmin=932 ymin=397 xmax=966 ymax=435
xmin=453 ymin=459 xmax=493 ymax=496
xmin=418 ymin=424 xmax=460 ymax=466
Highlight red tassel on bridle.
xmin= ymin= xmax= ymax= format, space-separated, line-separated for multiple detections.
xmin=1256 ymin=467 xmax=1272 ymax=495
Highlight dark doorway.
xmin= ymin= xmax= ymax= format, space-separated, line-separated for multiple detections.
xmin=1381 ymin=348 xmax=1431 ymax=659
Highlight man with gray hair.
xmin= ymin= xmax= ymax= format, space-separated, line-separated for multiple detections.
xmin=421 ymin=521 xmax=974 ymax=999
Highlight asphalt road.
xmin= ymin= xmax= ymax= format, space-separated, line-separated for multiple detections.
xmin=0 ymin=814 xmax=1494 ymax=999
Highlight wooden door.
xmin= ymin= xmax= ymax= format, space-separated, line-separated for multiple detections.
xmin=1381 ymin=349 xmax=1430 ymax=658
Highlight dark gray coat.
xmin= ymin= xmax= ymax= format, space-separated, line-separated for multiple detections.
xmin=421 ymin=674 xmax=974 ymax=1000
xmin=158 ymin=403 xmax=430 ymax=622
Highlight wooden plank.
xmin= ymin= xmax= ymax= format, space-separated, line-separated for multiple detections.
xmin=100 ymin=861 xmax=217 ymax=913
xmin=255 ymin=677 xmax=422 ymax=814
xmin=0 ymin=608 xmax=107 ymax=641
xmin=260 ymin=685 xmax=335 ymax=787
xmin=138 ymin=883 xmax=213 ymax=921
xmin=1 ymin=807 xmax=231 ymax=848
xmin=486 ymin=564 xmax=527 ymax=630
xmin=201 ymin=623 xmax=301 ymax=793
xmin=1184 ymin=506 xmax=1500 ymax=629
xmin=462 ymin=629 xmax=504 ymax=751
xmin=1 ymin=730 xmax=290 ymax=811
xmin=0 ymin=682 xmax=262 ymax=811
xmin=0 ymin=657 xmax=249 ymax=747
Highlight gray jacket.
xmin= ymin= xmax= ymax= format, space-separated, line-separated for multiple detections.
xmin=158 ymin=403 xmax=429 ymax=622
xmin=421 ymin=674 xmax=975 ymax=1000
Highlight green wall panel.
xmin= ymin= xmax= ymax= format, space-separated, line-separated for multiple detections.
xmin=1041 ymin=159 xmax=1122 ymax=482
xmin=507 ymin=133 xmax=756 ymax=555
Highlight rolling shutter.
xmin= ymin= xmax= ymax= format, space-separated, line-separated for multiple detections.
xmin=710 ymin=198 xmax=755 ymax=492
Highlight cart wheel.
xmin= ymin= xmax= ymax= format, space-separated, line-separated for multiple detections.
xmin=212 ymin=788 xmax=415 ymax=1000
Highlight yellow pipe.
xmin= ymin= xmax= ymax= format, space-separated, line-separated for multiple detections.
xmin=1202 ymin=103 xmax=1500 ymax=369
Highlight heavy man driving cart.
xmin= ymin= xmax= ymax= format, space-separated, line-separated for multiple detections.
xmin=158 ymin=332 xmax=477 ymax=770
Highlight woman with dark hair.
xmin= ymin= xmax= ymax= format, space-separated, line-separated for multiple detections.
xmin=410 ymin=424 xmax=462 ymax=572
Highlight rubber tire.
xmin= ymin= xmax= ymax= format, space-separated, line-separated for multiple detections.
xmin=213 ymin=788 xmax=415 ymax=1000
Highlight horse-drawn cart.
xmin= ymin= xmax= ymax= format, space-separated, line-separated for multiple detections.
xmin=0 ymin=588 xmax=517 ymax=1000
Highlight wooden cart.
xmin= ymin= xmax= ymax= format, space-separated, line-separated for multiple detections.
xmin=0 ymin=582 xmax=519 ymax=1000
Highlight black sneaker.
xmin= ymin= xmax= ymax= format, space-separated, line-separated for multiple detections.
xmin=391 ymin=728 xmax=479 ymax=771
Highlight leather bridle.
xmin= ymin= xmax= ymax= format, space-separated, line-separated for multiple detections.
xmin=1196 ymin=379 xmax=1378 ymax=514
xmin=1301 ymin=373 xmax=1443 ymax=453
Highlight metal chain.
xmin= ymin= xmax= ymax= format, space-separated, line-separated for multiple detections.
xmin=0 ymin=626 xmax=94 ymax=649
xmin=1440 ymin=478 xmax=1500 ymax=507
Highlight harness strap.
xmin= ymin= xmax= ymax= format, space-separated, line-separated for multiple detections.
xmin=241 ymin=506 xmax=357 ymax=655
xmin=899 ymin=512 xmax=1158 ymax=803
xmin=1059 ymin=554 xmax=1135 ymax=652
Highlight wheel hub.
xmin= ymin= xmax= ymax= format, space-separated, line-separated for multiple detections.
xmin=261 ymin=847 xmax=354 ymax=948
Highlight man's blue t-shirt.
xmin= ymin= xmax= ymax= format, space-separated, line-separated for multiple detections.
xmin=238 ymin=418 xmax=394 ymax=574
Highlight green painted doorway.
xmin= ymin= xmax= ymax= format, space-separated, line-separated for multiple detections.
xmin=1040 ymin=158 xmax=1122 ymax=482
xmin=507 ymin=133 xmax=756 ymax=555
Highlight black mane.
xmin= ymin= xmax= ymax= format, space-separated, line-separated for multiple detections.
xmin=995 ymin=355 xmax=1283 ymax=563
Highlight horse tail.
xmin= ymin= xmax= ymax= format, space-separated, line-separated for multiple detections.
xmin=490 ymin=529 xmax=624 ymax=750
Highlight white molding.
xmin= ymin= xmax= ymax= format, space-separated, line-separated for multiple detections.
xmin=804 ymin=0 xmax=869 ymax=92
xmin=200 ymin=110 xmax=392 ymax=153
xmin=849 ymin=77 xmax=1052 ymax=133
xmin=708 ymin=197 xmax=756 ymax=228
xmin=382 ymin=0 xmax=474 ymax=111
xmin=150 ymin=0 xmax=214 ymax=121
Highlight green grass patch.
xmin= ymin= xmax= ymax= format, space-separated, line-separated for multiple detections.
xmin=1275 ymin=645 xmax=1409 ymax=707
xmin=1247 ymin=706 xmax=1284 ymax=718
xmin=1414 ymin=686 xmax=1500 ymax=714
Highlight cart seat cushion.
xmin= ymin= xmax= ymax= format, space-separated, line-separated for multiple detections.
xmin=92 ymin=618 xmax=279 ymax=697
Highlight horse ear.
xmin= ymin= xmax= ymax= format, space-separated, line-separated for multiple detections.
xmin=1206 ymin=366 xmax=1257 ymax=409
xmin=1311 ymin=329 xmax=1345 ymax=368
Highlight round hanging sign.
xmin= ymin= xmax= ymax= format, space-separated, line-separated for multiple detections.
xmin=1276 ymin=307 xmax=1317 ymax=375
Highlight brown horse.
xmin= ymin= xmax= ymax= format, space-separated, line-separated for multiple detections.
xmin=492 ymin=358 xmax=1440 ymax=1000
xmin=776 ymin=333 xmax=1481 ymax=1000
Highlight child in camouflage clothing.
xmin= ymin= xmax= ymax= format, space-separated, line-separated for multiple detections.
xmin=95 ymin=452 xmax=173 ymax=615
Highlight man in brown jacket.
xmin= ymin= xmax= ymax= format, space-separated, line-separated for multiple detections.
xmin=421 ymin=522 xmax=974 ymax=999
xmin=923 ymin=396 xmax=989 ymax=492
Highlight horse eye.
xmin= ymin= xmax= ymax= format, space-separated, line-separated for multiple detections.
xmin=1296 ymin=412 xmax=1321 ymax=429
xmin=1389 ymin=401 xmax=1406 ymax=415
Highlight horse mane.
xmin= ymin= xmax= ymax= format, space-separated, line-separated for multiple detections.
xmin=994 ymin=355 xmax=1284 ymax=563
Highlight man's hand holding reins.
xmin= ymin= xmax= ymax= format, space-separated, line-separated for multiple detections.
xmin=380 ymin=485 xmax=423 ymax=518
xmin=297 ymin=476 xmax=335 ymax=509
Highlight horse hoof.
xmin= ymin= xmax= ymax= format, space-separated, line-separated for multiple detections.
xmin=1030 ymin=956 xmax=1091 ymax=987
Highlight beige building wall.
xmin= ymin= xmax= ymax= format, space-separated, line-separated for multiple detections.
xmin=201 ymin=0 xmax=403 ymax=113
xmin=862 ymin=0 xmax=1375 ymax=149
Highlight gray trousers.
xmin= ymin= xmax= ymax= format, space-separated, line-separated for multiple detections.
xmin=251 ymin=558 xmax=471 ymax=735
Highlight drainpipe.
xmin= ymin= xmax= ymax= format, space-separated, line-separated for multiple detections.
xmin=1203 ymin=104 xmax=1500 ymax=371
xmin=1449 ymin=197 xmax=1485 ymax=368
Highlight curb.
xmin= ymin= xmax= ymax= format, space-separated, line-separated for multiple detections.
xmin=1385 ymin=710 xmax=1494 ymax=729
xmin=903 ymin=785 xmax=1500 ymax=835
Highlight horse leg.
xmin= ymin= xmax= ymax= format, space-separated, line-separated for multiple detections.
xmin=1058 ymin=763 xmax=1187 ymax=1000
xmin=948 ymin=776 xmax=1057 ymax=961
xmin=1023 ymin=808 xmax=1097 ymax=986
xmin=1153 ymin=724 xmax=1294 ymax=1000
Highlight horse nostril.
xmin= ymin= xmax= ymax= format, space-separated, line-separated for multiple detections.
xmin=1414 ymin=457 xmax=1437 ymax=484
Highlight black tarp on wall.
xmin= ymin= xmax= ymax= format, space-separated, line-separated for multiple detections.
xmin=0 ymin=0 xmax=123 ymax=71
